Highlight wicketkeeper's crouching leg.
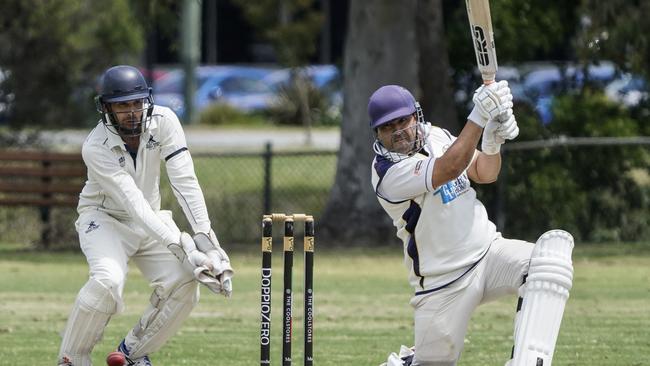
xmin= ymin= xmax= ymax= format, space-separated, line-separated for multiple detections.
xmin=507 ymin=229 xmax=574 ymax=366
xmin=121 ymin=279 xmax=200 ymax=359
xmin=58 ymin=278 xmax=121 ymax=366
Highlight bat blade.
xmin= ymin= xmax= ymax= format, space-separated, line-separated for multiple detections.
xmin=466 ymin=0 xmax=498 ymax=84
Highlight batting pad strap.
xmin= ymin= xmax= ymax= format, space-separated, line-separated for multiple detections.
xmin=527 ymin=257 xmax=573 ymax=292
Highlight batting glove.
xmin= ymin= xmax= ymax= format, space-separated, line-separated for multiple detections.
xmin=481 ymin=120 xmax=505 ymax=155
xmin=495 ymin=109 xmax=519 ymax=140
xmin=468 ymin=80 xmax=513 ymax=127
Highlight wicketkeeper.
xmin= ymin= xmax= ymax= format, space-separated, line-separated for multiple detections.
xmin=370 ymin=83 xmax=574 ymax=366
xmin=57 ymin=65 xmax=234 ymax=366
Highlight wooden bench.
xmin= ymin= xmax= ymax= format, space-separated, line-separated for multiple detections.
xmin=0 ymin=149 xmax=86 ymax=247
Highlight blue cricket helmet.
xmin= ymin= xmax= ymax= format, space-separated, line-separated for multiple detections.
xmin=368 ymin=85 xmax=417 ymax=128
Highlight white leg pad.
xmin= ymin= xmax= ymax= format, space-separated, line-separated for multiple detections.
xmin=124 ymin=280 xmax=200 ymax=358
xmin=58 ymin=278 xmax=119 ymax=366
xmin=510 ymin=230 xmax=574 ymax=366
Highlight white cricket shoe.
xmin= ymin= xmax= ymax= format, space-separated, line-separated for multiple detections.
xmin=379 ymin=345 xmax=415 ymax=366
xmin=57 ymin=355 xmax=73 ymax=366
xmin=118 ymin=339 xmax=153 ymax=366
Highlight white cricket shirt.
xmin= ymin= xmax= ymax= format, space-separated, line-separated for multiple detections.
xmin=78 ymin=105 xmax=211 ymax=246
xmin=371 ymin=124 xmax=497 ymax=293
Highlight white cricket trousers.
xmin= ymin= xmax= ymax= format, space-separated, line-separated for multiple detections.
xmin=410 ymin=236 xmax=534 ymax=366
xmin=75 ymin=209 xmax=193 ymax=309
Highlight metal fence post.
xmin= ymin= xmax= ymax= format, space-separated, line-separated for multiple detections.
xmin=263 ymin=142 xmax=272 ymax=214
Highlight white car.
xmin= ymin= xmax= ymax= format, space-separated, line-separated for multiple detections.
xmin=605 ymin=73 xmax=648 ymax=107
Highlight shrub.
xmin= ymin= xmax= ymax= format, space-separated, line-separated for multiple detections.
xmin=198 ymin=103 xmax=268 ymax=127
xmin=265 ymin=72 xmax=341 ymax=127
xmin=478 ymin=89 xmax=649 ymax=242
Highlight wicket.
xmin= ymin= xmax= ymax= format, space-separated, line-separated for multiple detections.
xmin=260 ymin=213 xmax=315 ymax=366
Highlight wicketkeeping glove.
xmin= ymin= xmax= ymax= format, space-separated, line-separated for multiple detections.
xmin=192 ymin=231 xmax=234 ymax=297
xmin=468 ymin=80 xmax=514 ymax=127
xmin=167 ymin=232 xmax=212 ymax=277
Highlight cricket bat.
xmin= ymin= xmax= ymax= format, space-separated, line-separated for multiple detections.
xmin=465 ymin=0 xmax=498 ymax=85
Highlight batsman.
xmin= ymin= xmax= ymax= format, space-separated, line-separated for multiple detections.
xmin=57 ymin=65 xmax=234 ymax=366
xmin=370 ymin=83 xmax=574 ymax=366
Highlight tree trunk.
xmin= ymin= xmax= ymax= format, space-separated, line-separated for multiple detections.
xmin=416 ymin=0 xmax=459 ymax=134
xmin=320 ymin=0 xmax=419 ymax=246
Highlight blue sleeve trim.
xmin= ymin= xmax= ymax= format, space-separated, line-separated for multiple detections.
xmin=373 ymin=154 xmax=395 ymax=179
xmin=373 ymin=154 xmax=408 ymax=204
xmin=403 ymin=201 xmax=423 ymax=284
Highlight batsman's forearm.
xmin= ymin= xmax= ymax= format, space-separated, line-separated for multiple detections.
xmin=448 ymin=122 xmax=483 ymax=169
xmin=475 ymin=152 xmax=501 ymax=183
xmin=432 ymin=122 xmax=483 ymax=187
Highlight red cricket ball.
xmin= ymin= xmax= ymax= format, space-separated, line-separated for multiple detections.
xmin=106 ymin=351 xmax=126 ymax=366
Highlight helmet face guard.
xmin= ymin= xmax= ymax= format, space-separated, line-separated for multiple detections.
xmin=95 ymin=65 xmax=154 ymax=138
xmin=368 ymin=85 xmax=428 ymax=162
xmin=372 ymin=102 xmax=428 ymax=163
xmin=96 ymin=94 xmax=154 ymax=138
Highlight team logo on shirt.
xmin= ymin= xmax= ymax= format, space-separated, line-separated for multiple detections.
xmin=118 ymin=156 xmax=125 ymax=167
xmin=146 ymin=136 xmax=160 ymax=150
xmin=85 ymin=221 xmax=100 ymax=234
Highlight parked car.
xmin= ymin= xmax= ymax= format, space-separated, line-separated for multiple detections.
xmin=519 ymin=61 xmax=617 ymax=124
xmin=153 ymin=65 xmax=276 ymax=119
xmin=262 ymin=64 xmax=343 ymax=112
xmin=138 ymin=66 xmax=174 ymax=83
xmin=605 ymin=73 xmax=648 ymax=107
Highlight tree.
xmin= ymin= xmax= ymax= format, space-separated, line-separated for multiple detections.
xmin=233 ymin=0 xmax=325 ymax=141
xmin=0 ymin=0 xmax=143 ymax=129
xmin=577 ymin=0 xmax=650 ymax=78
xmin=417 ymin=0 xmax=459 ymax=133
xmin=232 ymin=0 xmax=324 ymax=67
xmin=320 ymin=0 xmax=456 ymax=245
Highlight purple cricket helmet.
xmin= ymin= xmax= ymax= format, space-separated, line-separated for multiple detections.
xmin=368 ymin=85 xmax=417 ymax=128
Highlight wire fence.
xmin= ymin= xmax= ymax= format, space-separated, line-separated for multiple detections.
xmin=490 ymin=136 xmax=650 ymax=242
xmin=0 ymin=137 xmax=648 ymax=249
xmin=164 ymin=143 xmax=338 ymax=246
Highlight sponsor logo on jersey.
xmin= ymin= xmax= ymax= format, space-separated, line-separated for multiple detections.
xmin=146 ymin=136 xmax=160 ymax=150
xmin=118 ymin=156 xmax=125 ymax=167
xmin=435 ymin=173 xmax=470 ymax=204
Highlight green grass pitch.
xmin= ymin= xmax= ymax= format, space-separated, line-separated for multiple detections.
xmin=0 ymin=243 xmax=649 ymax=365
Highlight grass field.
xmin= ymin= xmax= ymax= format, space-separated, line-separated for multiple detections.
xmin=1 ymin=243 xmax=649 ymax=366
